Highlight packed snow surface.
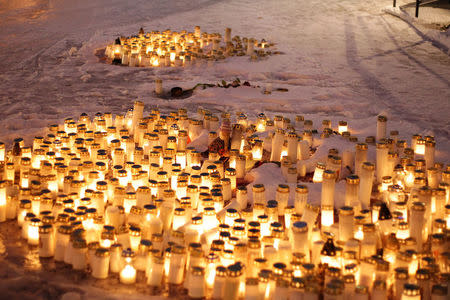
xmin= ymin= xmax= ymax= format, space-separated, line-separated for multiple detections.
xmin=0 ymin=0 xmax=449 ymax=298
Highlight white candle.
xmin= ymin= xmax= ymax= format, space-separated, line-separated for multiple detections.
xmin=359 ymin=162 xmax=375 ymax=210
xmin=321 ymin=170 xmax=336 ymax=207
xmin=188 ymin=266 xmax=206 ymax=299
xmin=28 ymin=217 xmax=40 ymax=246
xmin=120 ymin=248 xmax=137 ymax=284
xmin=409 ymin=202 xmax=426 ymax=251
xmin=212 ymin=266 xmax=227 ymax=299
xmin=155 ymin=78 xmax=163 ymax=95
xmin=376 ymin=115 xmax=387 ymax=141
xmin=270 ymin=129 xmax=285 ymax=162
xmin=292 ymin=221 xmax=310 ymax=261
xmin=339 ymin=206 xmax=354 ymax=242
xmin=54 ymin=225 xmax=71 ymax=261
xmin=39 ymin=224 xmax=55 ymax=257
xmin=0 ymin=181 xmax=6 ymax=222
xmin=91 ymin=248 xmax=110 ymax=279
xmin=294 ymin=184 xmax=308 ymax=215
xmin=355 ymin=143 xmax=368 ymax=177
xmin=376 ymin=142 xmax=389 ymax=183
xmin=147 ymin=253 xmax=164 ymax=286
xmin=286 ymin=132 xmax=298 ymax=162
xmin=345 ymin=175 xmax=360 ymax=209
xmin=223 ymin=263 xmax=243 ymax=300
xmin=72 ymin=239 xmax=88 ymax=270
xmin=168 ymin=245 xmax=186 ymax=285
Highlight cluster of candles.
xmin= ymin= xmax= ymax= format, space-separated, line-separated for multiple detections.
xmin=0 ymin=101 xmax=449 ymax=300
xmin=104 ymin=26 xmax=273 ymax=67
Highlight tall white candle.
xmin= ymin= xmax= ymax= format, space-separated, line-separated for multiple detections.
xmin=270 ymin=129 xmax=285 ymax=162
xmin=0 ymin=181 xmax=6 ymax=222
xmin=376 ymin=115 xmax=387 ymax=141
xmin=355 ymin=143 xmax=368 ymax=177
xmin=359 ymin=162 xmax=375 ymax=210
xmin=321 ymin=170 xmax=336 ymax=207
xmin=376 ymin=142 xmax=389 ymax=183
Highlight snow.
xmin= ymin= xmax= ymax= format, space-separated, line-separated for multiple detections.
xmin=0 ymin=0 xmax=449 ymax=298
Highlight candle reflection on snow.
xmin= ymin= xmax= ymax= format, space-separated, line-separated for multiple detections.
xmin=0 ymin=101 xmax=449 ymax=299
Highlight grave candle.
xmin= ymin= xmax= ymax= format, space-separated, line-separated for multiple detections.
xmin=120 ymin=248 xmax=137 ymax=284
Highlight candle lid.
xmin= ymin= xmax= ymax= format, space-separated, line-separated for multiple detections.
xmin=323 ymin=170 xmax=336 ymax=179
xmin=402 ymin=283 xmax=420 ymax=296
xmin=227 ymin=263 xmax=243 ymax=277
xmin=39 ymin=224 xmax=53 ymax=233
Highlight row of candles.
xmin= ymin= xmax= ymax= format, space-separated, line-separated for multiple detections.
xmin=105 ymin=26 xmax=273 ymax=67
xmin=0 ymin=101 xmax=448 ymax=299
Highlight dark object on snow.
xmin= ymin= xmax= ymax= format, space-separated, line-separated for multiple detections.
xmin=321 ymin=238 xmax=337 ymax=257
xmin=115 ymin=37 xmax=121 ymax=45
xmin=170 ymin=87 xmax=183 ymax=97
xmin=208 ymin=137 xmax=226 ymax=156
xmin=12 ymin=141 xmax=21 ymax=156
xmin=112 ymin=58 xmax=122 ymax=65
xmin=139 ymin=27 xmax=145 ymax=35
xmin=378 ymin=202 xmax=392 ymax=221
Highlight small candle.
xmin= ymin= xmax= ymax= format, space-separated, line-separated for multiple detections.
xmin=338 ymin=120 xmax=348 ymax=134
xmin=147 ymin=252 xmax=164 ymax=287
xmin=188 ymin=266 xmax=206 ymax=299
xmin=54 ymin=225 xmax=72 ymax=261
xmin=212 ymin=266 xmax=227 ymax=299
xmin=91 ymin=248 xmax=110 ymax=279
xmin=120 ymin=248 xmax=137 ymax=284
xmin=39 ymin=224 xmax=55 ymax=257
xmin=223 ymin=263 xmax=243 ymax=300
xmin=28 ymin=217 xmax=41 ymax=246
xmin=72 ymin=238 xmax=88 ymax=270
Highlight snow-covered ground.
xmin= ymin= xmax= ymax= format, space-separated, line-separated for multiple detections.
xmin=0 ymin=0 xmax=449 ymax=298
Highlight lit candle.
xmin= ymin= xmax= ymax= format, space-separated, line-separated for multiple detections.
xmin=338 ymin=120 xmax=348 ymax=134
xmin=120 ymin=248 xmax=137 ymax=284
xmin=312 ymin=162 xmax=326 ymax=183
xmin=27 ymin=217 xmax=41 ymax=246
xmin=0 ymin=181 xmax=6 ymax=222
